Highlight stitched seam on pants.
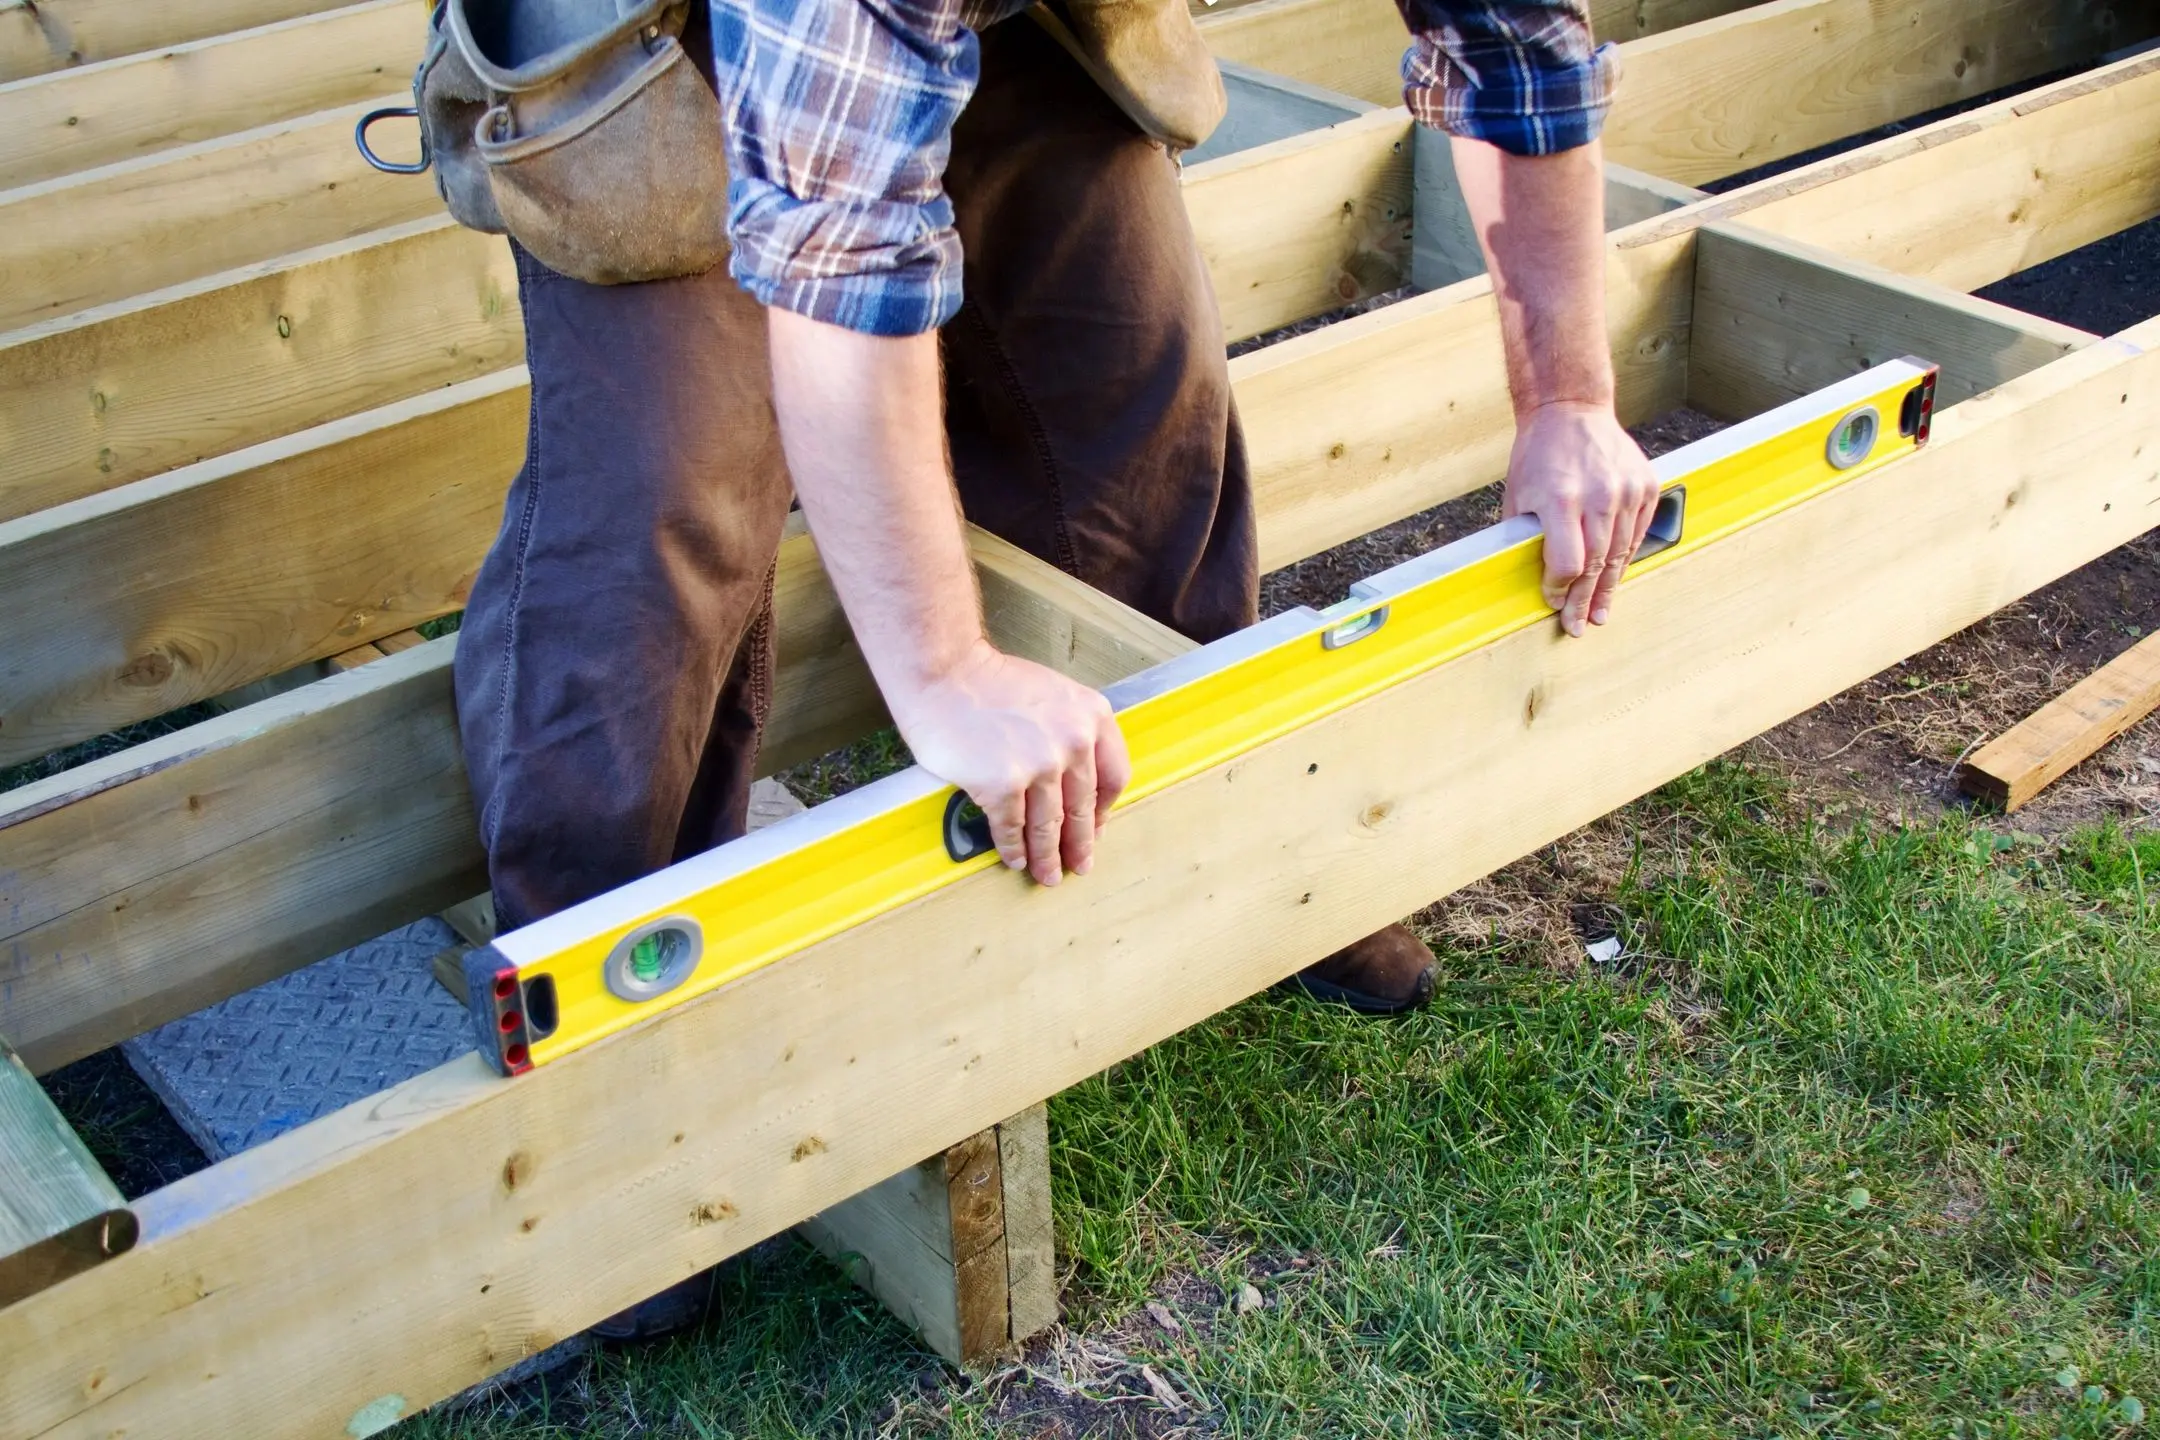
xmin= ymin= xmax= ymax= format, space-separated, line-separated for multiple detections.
xmin=962 ymin=302 xmax=1079 ymax=576
xmin=482 ymin=388 xmax=545 ymax=848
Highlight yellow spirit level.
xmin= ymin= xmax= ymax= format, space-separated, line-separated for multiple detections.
xmin=463 ymin=359 xmax=1940 ymax=1074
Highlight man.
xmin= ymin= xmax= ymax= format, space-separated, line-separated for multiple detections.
xmin=454 ymin=0 xmax=1655 ymax=1330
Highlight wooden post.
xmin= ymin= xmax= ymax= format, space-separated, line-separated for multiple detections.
xmin=0 ymin=1034 xmax=137 ymax=1306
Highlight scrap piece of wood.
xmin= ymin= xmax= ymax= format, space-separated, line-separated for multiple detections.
xmin=8 ymin=310 xmax=2157 ymax=1439
xmin=996 ymin=1102 xmax=1059 ymax=1339
xmin=0 ymin=97 xmax=435 ymax=330
xmin=1959 ymin=631 xmax=2160 ymax=810
xmin=0 ymin=1035 xmax=136 ymax=1307
xmin=1688 ymin=223 xmax=2095 ymax=419
xmin=0 ymin=0 xmax=353 ymax=81
xmin=0 ymin=0 xmax=420 ymax=189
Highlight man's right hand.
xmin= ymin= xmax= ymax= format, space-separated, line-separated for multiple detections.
xmin=892 ymin=641 xmax=1132 ymax=887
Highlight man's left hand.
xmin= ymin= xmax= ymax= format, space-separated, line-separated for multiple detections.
xmin=1501 ymin=400 xmax=1660 ymax=637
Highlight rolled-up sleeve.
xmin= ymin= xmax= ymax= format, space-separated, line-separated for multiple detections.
xmin=1395 ymin=1 xmax=1617 ymax=156
xmin=709 ymin=0 xmax=979 ymax=335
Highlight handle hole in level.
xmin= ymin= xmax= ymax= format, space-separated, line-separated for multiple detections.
xmin=944 ymin=792 xmax=994 ymax=863
xmin=1636 ymin=486 xmax=1687 ymax=560
xmin=520 ymin=974 xmax=558 ymax=1039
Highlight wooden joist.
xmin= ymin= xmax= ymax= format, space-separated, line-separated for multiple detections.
xmin=0 ymin=371 xmax=525 ymax=769
xmin=0 ymin=0 xmax=419 ymax=189
xmin=0 ymin=112 xmax=1410 ymax=522
xmin=1959 ymin=631 xmax=2160 ymax=810
xmin=1608 ymin=0 xmax=2160 ymax=186
xmin=6 ymin=306 xmax=2155 ymax=1439
xmin=0 ymin=0 xmax=351 ymax=81
xmin=1686 ymin=223 xmax=2094 ymax=419
xmin=0 ymin=1036 xmax=136 ymax=1307
xmin=1712 ymin=48 xmax=2160 ymax=294
xmin=0 ymin=97 xmax=432 ymax=330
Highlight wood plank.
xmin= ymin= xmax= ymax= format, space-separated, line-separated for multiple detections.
xmin=1687 ymin=222 xmax=2094 ymax=419
xmin=0 ymin=0 xmax=419 ymax=188
xmin=1959 ymin=630 xmax=2160 ymax=809
xmin=0 ymin=0 xmax=350 ymax=81
xmin=0 ymin=529 xmax=1184 ymax=1073
xmin=1236 ymin=227 xmax=1695 ymax=571
xmin=995 ymin=1101 xmax=1059 ymax=1340
xmin=0 ymin=1035 xmax=135 ymax=1307
xmin=1715 ymin=50 xmax=2160 ymax=293
xmin=0 ymin=97 xmax=432 ymax=329
xmin=0 ymin=370 xmax=526 ymax=769
xmin=7 ymin=312 xmax=2154 ymax=1440
xmin=1411 ymin=129 xmax=1707 ymax=289
xmin=0 ymin=219 xmax=518 ymax=522
xmin=1609 ymin=0 xmax=2160 ymax=187
xmin=1196 ymin=0 xmax=1407 ymax=106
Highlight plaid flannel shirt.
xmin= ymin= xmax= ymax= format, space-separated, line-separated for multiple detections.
xmin=712 ymin=0 xmax=1615 ymax=337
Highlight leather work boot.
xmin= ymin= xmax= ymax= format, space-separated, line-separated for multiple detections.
xmin=1029 ymin=0 xmax=1228 ymax=152
xmin=1285 ymin=923 xmax=1438 ymax=1014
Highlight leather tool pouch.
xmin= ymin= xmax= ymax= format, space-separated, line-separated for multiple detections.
xmin=359 ymin=0 xmax=728 ymax=284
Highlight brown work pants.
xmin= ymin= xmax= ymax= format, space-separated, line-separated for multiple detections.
xmin=455 ymin=19 xmax=1258 ymax=930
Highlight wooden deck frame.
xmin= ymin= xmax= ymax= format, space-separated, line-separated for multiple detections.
xmin=0 ymin=0 xmax=2151 ymax=1416
xmin=5 ymin=301 xmax=2154 ymax=1437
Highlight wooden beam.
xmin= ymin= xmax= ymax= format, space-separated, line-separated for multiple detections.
xmin=1606 ymin=0 xmax=2160 ymax=187
xmin=1709 ymin=50 xmax=2160 ymax=293
xmin=0 ymin=0 xmax=419 ymax=189
xmin=1959 ymin=630 xmax=2160 ymax=810
xmin=0 ymin=1035 xmax=136 ymax=1307
xmin=0 ymin=97 xmax=432 ymax=330
xmin=7 ymin=312 xmax=2155 ymax=1439
xmin=0 ymin=0 xmax=350 ymax=81
xmin=0 ymin=529 xmax=1185 ymax=1074
xmin=1687 ymin=223 xmax=2094 ymax=419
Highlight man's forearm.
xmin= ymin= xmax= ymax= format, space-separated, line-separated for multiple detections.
xmin=1449 ymin=133 xmax=1658 ymax=635
xmin=766 ymin=309 xmax=984 ymax=709
xmin=1451 ymin=136 xmax=1614 ymax=417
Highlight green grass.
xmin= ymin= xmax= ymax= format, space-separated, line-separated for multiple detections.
xmin=412 ymin=761 xmax=2156 ymax=1438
